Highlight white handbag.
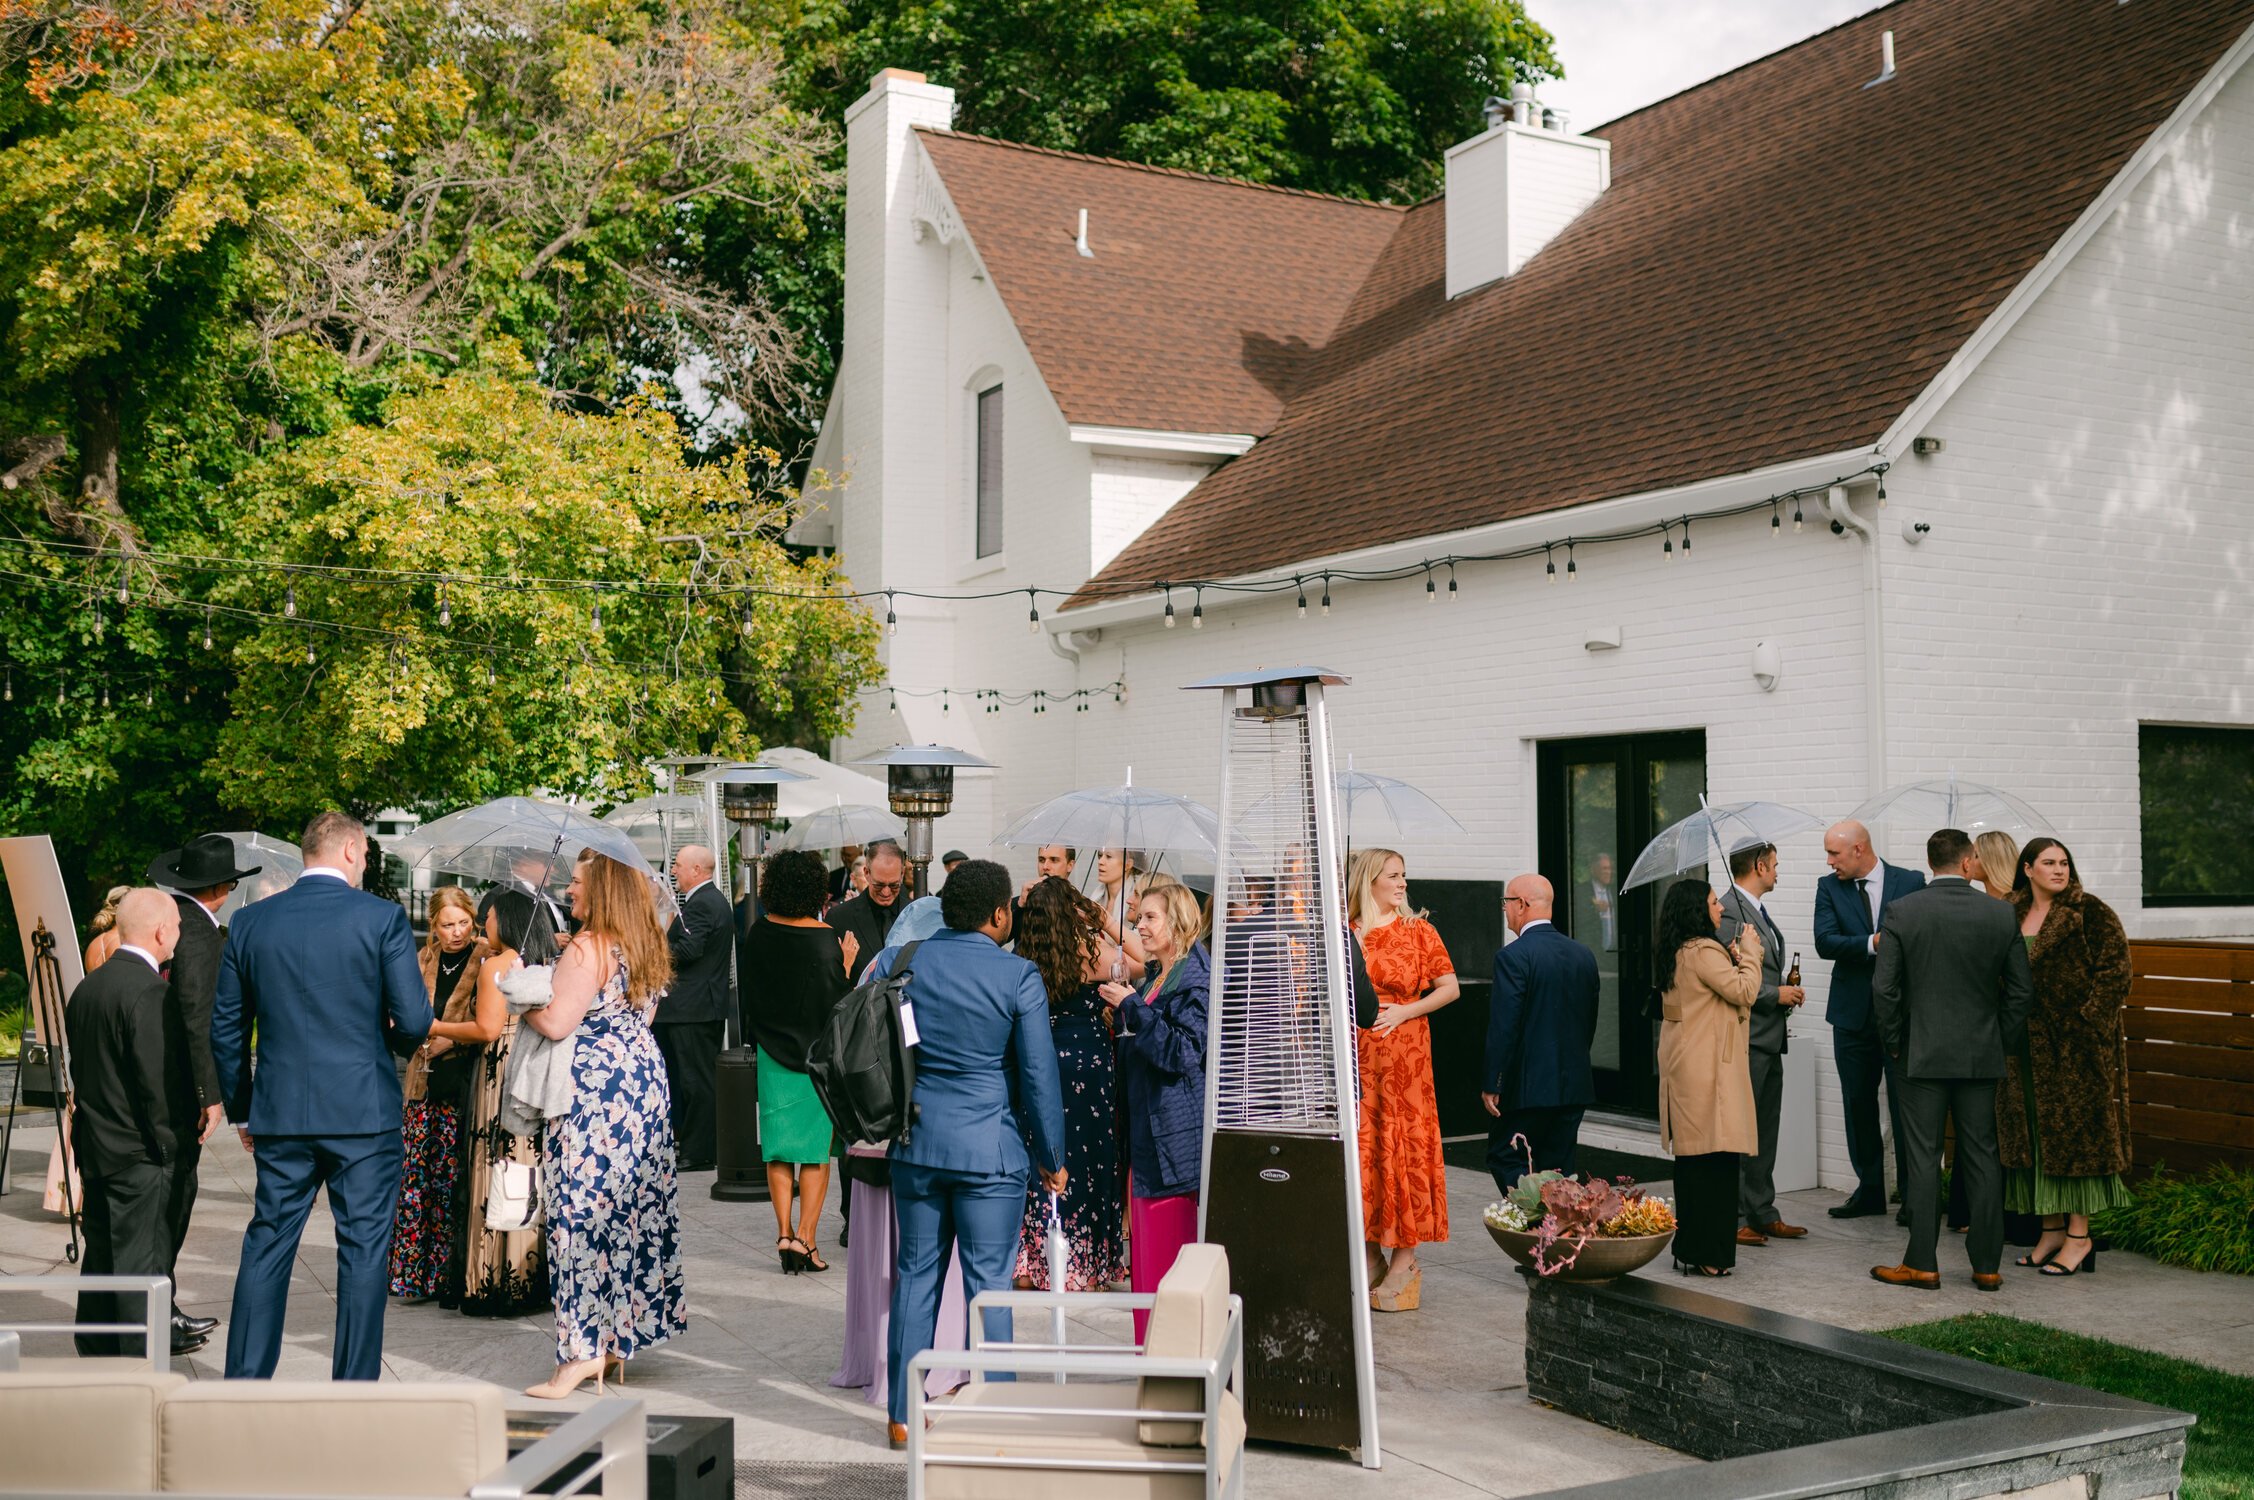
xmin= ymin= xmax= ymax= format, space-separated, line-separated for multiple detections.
xmin=484 ymin=1159 xmax=542 ymax=1231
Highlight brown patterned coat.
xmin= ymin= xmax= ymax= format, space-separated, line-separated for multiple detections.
xmin=1998 ymin=888 xmax=2132 ymax=1178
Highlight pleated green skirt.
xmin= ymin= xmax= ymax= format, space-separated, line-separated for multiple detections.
xmin=2003 ymin=1036 xmax=2133 ymax=1216
xmin=756 ymin=1046 xmax=833 ymax=1165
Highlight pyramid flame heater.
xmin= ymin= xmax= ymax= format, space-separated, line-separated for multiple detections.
xmin=1185 ymin=667 xmax=1378 ymax=1466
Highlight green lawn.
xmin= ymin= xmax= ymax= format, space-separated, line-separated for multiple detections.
xmin=1882 ymin=1314 xmax=2252 ymax=1500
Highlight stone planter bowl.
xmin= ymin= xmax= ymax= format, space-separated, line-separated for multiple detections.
xmin=1484 ymin=1222 xmax=1675 ymax=1282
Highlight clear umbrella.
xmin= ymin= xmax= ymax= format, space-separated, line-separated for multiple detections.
xmin=1623 ymin=798 xmax=1828 ymax=891
xmin=1334 ymin=758 xmax=1466 ymax=846
xmin=768 ymin=802 xmax=907 ymax=852
xmin=992 ymin=771 xmax=1222 ymax=861
xmin=1848 ymin=775 xmax=2056 ymax=841
xmin=390 ymin=796 xmax=673 ymax=917
xmin=602 ymin=794 xmax=709 ymax=869
xmin=214 ymin=833 xmax=303 ymax=922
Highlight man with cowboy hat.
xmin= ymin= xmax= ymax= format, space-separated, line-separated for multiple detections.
xmin=148 ymin=832 xmax=262 ymax=1346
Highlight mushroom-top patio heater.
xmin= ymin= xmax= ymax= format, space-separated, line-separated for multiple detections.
xmin=1184 ymin=667 xmax=1378 ymax=1466
xmin=697 ymin=761 xmax=810 ymax=902
xmin=851 ymin=744 xmax=995 ymax=898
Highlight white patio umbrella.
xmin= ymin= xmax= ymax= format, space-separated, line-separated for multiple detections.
xmin=213 ymin=833 xmax=303 ymax=922
xmin=1623 ymin=798 xmax=1828 ymax=891
xmin=1847 ymin=775 xmax=2056 ymax=842
xmin=757 ymin=746 xmax=893 ymax=820
xmin=602 ymin=794 xmax=708 ymax=868
xmin=767 ymin=802 xmax=907 ymax=852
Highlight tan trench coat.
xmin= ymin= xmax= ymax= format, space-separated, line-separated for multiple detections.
xmin=1658 ymin=936 xmax=1763 ymax=1157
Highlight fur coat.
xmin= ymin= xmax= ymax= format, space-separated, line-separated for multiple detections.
xmin=1997 ymin=888 xmax=2133 ymax=1178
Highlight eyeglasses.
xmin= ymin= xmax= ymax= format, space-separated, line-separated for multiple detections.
xmin=1503 ymin=895 xmax=1530 ymax=908
xmin=867 ymin=879 xmax=905 ymax=895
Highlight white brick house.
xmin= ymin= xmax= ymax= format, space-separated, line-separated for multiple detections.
xmin=799 ymin=0 xmax=2254 ymax=1191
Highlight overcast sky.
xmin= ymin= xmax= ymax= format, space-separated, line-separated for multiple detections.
xmin=1533 ymin=0 xmax=1886 ymax=128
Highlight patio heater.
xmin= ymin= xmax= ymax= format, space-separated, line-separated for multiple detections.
xmin=691 ymin=760 xmax=807 ymax=1208
xmin=654 ymin=753 xmax=731 ymax=885
xmin=851 ymin=744 xmax=996 ymax=898
xmin=1184 ymin=667 xmax=1379 ymax=1466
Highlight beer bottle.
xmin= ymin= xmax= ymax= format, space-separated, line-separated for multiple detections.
xmin=1786 ymin=952 xmax=1802 ymax=986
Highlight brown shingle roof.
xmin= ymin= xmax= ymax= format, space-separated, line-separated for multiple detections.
xmin=915 ymin=129 xmax=1404 ymax=436
xmin=1053 ymin=0 xmax=2253 ymax=604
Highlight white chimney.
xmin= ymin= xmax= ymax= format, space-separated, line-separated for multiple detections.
xmin=1443 ymin=86 xmax=1610 ymax=300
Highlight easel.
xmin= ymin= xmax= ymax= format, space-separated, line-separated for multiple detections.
xmin=0 ymin=921 xmax=82 ymax=1262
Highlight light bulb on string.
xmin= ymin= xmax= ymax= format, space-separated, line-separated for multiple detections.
xmin=1296 ymin=578 xmax=1308 ymax=618
xmin=203 ymin=609 xmax=215 ymax=650
xmin=888 ymin=689 xmax=898 ymax=716
xmin=1877 ymin=466 xmax=1888 ymax=508
xmin=284 ymin=583 xmax=296 ymax=619
xmin=1662 ymin=525 xmax=1674 ymax=561
xmin=884 ymin=592 xmax=897 ymax=636
xmin=942 ymin=689 xmax=950 ymax=714
xmin=305 ymin=640 xmax=316 ymax=666
xmin=3 ymin=668 xmax=10 ymax=703
xmin=1026 ymin=590 xmax=1040 ymax=634
xmin=1163 ymin=587 xmax=1176 ymax=628
xmin=92 ymin=610 xmax=104 ymax=642
xmin=1425 ymin=565 xmax=1437 ymax=604
xmin=1771 ymin=502 xmax=1782 ymax=538
xmin=56 ymin=677 xmax=65 ymax=707
xmin=101 ymin=677 xmax=110 ymax=709
xmin=1447 ymin=563 xmax=1458 ymax=601
xmin=590 ymin=597 xmax=603 ymax=633
xmin=1320 ymin=576 xmax=1332 ymax=616
xmin=1793 ymin=498 xmax=1804 ymax=533
xmin=1680 ymin=517 xmax=1691 ymax=556
xmin=438 ymin=584 xmax=451 ymax=628
xmin=1190 ymin=588 xmax=1203 ymax=629
xmin=116 ymin=566 xmax=130 ymax=606
xmin=1546 ymin=545 xmax=1557 ymax=584
xmin=144 ymin=685 xmax=154 ymax=708
xmin=486 ymin=657 xmax=496 ymax=687
xmin=1566 ymin=545 xmax=1578 ymax=581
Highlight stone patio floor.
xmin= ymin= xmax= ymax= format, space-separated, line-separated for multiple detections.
xmin=6 ymin=1118 xmax=2250 ymax=1498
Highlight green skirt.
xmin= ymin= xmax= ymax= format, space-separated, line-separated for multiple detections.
xmin=2004 ymin=1037 xmax=2133 ymax=1216
xmin=756 ymin=1046 xmax=834 ymax=1165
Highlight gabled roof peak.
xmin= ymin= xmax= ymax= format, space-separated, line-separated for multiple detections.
xmin=912 ymin=126 xmax=1411 ymax=213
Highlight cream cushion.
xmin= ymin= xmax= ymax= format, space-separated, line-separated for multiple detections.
xmin=923 ymin=1382 xmax=1245 ymax=1500
xmin=160 ymin=1381 xmax=507 ymax=1496
xmin=0 ymin=1370 xmax=185 ymax=1493
xmin=1136 ymin=1243 xmax=1231 ymax=1445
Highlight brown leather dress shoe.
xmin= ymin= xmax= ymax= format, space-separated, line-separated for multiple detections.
xmin=887 ymin=1422 xmax=908 ymax=1451
xmin=1761 ymin=1221 xmax=1808 ymax=1239
xmin=1735 ymin=1226 xmax=1769 ymax=1247
xmin=1972 ymin=1273 xmax=2003 ymax=1292
xmin=1870 ymin=1263 xmax=1940 ymax=1289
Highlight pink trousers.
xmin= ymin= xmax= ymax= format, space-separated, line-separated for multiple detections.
xmin=1129 ymin=1192 xmax=1199 ymax=1344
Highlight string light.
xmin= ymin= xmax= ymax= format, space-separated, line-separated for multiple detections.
xmin=1320 ymin=575 xmax=1332 ymax=616
xmin=486 ymin=656 xmax=496 ymax=686
xmin=888 ymin=688 xmax=898 ymax=716
xmin=438 ymin=584 xmax=451 ymax=627
xmin=590 ymin=598 xmax=603 ymax=633
xmin=100 ymin=676 xmax=110 ymax=709
xmin=1026 ymin=590 xmax=1040 ymax=634
xmin=3 ymin=668 xmax=10 ymax=703
xmin=1566 ymin=544 xmax=1577 ymax=581
xmin=1190 ymin=588 xmax=1203 ymax=629
xmin=56 ymin=676 xmax=64 ymax=706
xmin=92 ymin=610 xmax=104 ymax=642
xmin=1545 ymin=545 xmax=1557 ymax=584
xmin=1771 ymin=501 xmax=1781 ymax=538
xmin=305 ymin=640 xmax=316 ymax=665
xmin=1680 ymin=517 xmax=1691 ymax=556
xmin=1662 ymin=525 xmax=1674 ymax=561
xmin=1296 ymin=578 xmax=1308 ymax=618
xmin=1425 ymin=564 xmax=1437 ymax=604
xmin=115 ymin=566 xmax=130 ymax=606
xmin=1163 ymin=586 xmax=1176 ymax=628
xmin=740 ymin=597 xmax=754 ymax=636
xmin=283 ymin=583 xmax=296 ymax=618
xmin=203 ymin=608 xmax=215 ymax=649
xmin=884 ymin=591 xmax=897 ymax=636
xmin=1877 ymin=465 xmax=1888 ymax=508
xmin=1793 ymin=496 xmax=1805 ymax=532
xmin=1446 ymin=563 xmax=1458 ymax=600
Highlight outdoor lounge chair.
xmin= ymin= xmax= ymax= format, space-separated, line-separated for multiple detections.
xmin=905 ymin=1241 xmax=1247 ymax=1500
xmin=0 ymin=1274 xmax=645 ymax=1500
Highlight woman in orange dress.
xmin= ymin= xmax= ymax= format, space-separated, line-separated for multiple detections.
xmin=1349 ymin=848 xmax=1460 ymax=1312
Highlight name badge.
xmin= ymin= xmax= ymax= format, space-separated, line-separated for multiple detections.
xmin=898 ymin=1000 xmax=921 ymax=1048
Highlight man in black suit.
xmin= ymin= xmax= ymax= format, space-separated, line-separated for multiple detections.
xmin=1869 ymin=829 xmax=2033 ymax=1292
xmin=68 ymin=889 xmax=199 ymax=1357
xmin=829 ymin=841 xmax=909 ymax=981
xmin=1718 ymin=843 xmax=1808 ymax=1246
xmin=1815 ymin=819 xmax=1927 ymax=1220
xmin=659 ymin=844 xmax=734 ymax=1171
xmin=1482 ymin=875 xmax=1600 ymax=1194
xmin=148 ymin=833 xmax=258 ymax=1347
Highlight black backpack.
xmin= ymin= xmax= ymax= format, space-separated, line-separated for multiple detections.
xmin=806 ymin=940 xmax=923 ymax=1147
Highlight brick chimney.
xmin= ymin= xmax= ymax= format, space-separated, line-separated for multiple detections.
xmin=1444 ymin=83 xmax=1610 ymax=299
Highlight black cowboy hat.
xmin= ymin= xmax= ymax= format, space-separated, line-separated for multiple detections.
xmin=148 ymin=833 xmax=262 ymax=890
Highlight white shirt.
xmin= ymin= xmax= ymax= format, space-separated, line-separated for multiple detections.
xmin=1514 ymin=917 xmax=1552 ymax=940
xmin=1856 ymin=861 xmax=1887 ymax=955
xmin=301 ymin=866 xmax=351 ymax=883
xmin=116 ymin=943 xmax=161 ymax=972
xmin=162 ymin=890 xmax=223 ymax=927
xmin=679 ymin=879 xmax=713 ymax=902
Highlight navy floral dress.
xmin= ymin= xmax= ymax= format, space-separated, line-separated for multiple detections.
xmin=541 ymin=951 xmax=687 ymax=1363
xmin=1014 ymin=983 xmax=1127 ymax=1291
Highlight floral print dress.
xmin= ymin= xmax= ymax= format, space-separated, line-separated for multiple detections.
xmin=541 ymin=950 xmax=687 ymax=1363
xmin=1014 ymin=982 xmax=1127 ymax=1291
xmin=1355 ymin=917 xmax=1455 ymax=1249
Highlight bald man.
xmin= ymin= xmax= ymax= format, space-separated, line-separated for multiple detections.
xmin=659 ymin=844 xmax=735 ymax=1169
xmin=1483 ymin=875 xmax=1600 ymax=1194
xmin=68 ymin=889 xmax=197 ymax=1356
xmin=1815 ymin=820 xmax=1927 ymax=1220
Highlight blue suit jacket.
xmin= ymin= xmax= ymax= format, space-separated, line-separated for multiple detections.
xmin=871 ymin=929 xmax=1065 ymax=1179
xmin=1485 ymin=923 xmax=1600 ymax=1111
xmin=1814 ymin=862 xmax=1926 ymax=1031
xmin=211 ymin=874 xmax=433 ymax=1137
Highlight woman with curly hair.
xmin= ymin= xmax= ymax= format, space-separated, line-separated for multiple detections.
xmin=1011 ymin=876 xmax=1127 ymax=1292
xmin=740 ymin=850 xmax=859 ymax=1273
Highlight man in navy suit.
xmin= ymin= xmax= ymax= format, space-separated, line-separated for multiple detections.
xmin=1483 ymin=875 xmax=1600 ymax=1194
xmin=1815 ymin=819 xmax=1926 ymax=1220
xmin=864 ymin=860 xmax=1064 ymax=1447
xmin=212 ymin=811 xmax=432 ymax=1379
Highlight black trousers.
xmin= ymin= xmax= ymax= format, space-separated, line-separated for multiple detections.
xmin=1738 ymin=1047 xmax=1784 ymax=1228
xmin=1673 ymin=1152 xmax=1743 ymax=1271
xmin=165 ymin=1133 xmax=201 ymax=1296
xmin=77 ymin=1155 xmax=172 ymax=1357
xmin=1898 ymin=1077 xmax=2002 ymax=1275
xmin=654 ymin=1019 xmax=723 ymax=1165
xmin=1488 ymin=1106 xmax=1585 ymax=1196
xmin=1833 ymin=1019 xmax=1907 ymax=1205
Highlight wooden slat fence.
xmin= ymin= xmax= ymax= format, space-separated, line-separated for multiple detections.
xmin=2125 ymin=940 xmax=2254 ymax=1176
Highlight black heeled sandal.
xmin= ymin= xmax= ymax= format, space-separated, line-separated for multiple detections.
xmin=2016 ymin=1218 xmax=2067 ymax=1267
xmin=777 ymin=1236 xmax=806 ymax=1274
xmin=1672 ymin=1256 xmax=1731 ymax=1278
xmin=2038 ymin=1235 xmax=2097 ymax=1276
xmin=800 ymin=1240 xmax=830 ymax=1273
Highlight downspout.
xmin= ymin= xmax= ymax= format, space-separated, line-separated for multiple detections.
xmin=1824 ymin=484 xmax=1886 ymax=796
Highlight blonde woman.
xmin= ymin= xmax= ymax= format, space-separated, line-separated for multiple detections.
xmin=523 ymin=854 xmax=685 ymax=1398
xmin=1093 ymin=847 xmax=1150 ymax=969
xmin=1974 ymin=832 xmax=2020 ymax=901
xmin=1347 ymin=848 xmax=1460 ymax=1312
xmin=82 ymin=885 xmax=130 ymax=972
xmin=388 ymin=889 xmax=487 ymax=1302
xmin=449 ymin=887 xmax=550 ymax=1317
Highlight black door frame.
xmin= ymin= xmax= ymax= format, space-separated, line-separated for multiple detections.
xmin=1535 ymin=730 xmax=1708 ymax=1116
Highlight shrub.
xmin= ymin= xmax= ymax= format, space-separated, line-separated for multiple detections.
xmin=2093 ymin=1165 xmax=2254 ymax=1276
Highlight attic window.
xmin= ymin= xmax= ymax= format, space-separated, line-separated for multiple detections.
xmin=976 ymin=384 xmax=1004 ymax=557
